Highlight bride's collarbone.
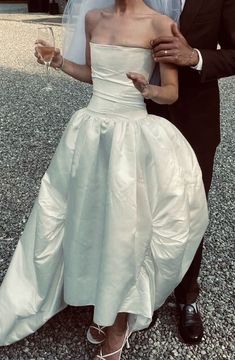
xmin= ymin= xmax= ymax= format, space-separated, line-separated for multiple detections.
xmin=91 ymin=28 xmax=156 ymax=50
xmin=91 ymin=17 xmax=160 ymax=49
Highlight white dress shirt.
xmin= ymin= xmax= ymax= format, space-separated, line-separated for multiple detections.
xmin=181 ymin=0 xmax=186 ymax=9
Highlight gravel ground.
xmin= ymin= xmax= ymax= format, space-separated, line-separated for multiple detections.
xmin=0 ymin=14 xmax=234 ymax=360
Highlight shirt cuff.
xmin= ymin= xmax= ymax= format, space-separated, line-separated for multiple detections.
xmin=190 ymin=49 xmax=203 ymax=71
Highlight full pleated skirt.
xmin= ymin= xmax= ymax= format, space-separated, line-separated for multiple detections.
xmin=0 ymin=108 xmax=208 ymax=345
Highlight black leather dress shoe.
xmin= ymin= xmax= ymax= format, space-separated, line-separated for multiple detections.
xmin=178 ymin=304 xmax=203 ymax=344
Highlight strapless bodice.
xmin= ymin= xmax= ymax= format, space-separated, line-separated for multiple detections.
xmin=87 ymin=43 xmax=155 ymax=118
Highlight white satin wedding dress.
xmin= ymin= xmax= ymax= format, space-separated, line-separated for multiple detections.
xmin=0 ymin=43 xmax=208 ymax=346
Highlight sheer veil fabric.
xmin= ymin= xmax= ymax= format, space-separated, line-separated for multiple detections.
xmin=62 ymin=0 xmax=181 ymax=64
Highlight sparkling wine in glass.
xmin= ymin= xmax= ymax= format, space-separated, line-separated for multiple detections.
xmin=37 ymin=27 xmax=55 ymax=91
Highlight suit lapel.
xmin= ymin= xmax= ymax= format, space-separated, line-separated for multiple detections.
xmin=180 ymin=0 xmax=204 ymax=35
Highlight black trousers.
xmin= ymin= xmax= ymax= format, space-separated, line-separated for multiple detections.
xmin=146 ymin=100 xmax=216 ymax=304
xmin=174 ymin=142 xmax=214 ymax=303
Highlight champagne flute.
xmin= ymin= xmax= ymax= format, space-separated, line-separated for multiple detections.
xmin=37 ymin=27 xmax=55 ymax=91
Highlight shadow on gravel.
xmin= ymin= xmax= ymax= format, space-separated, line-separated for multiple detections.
xmin=22 ymin=16 xmax=62 ymax=26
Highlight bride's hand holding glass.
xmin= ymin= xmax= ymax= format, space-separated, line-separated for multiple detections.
xmin=35 ymin=42 xmax=63 ymax=69
xmin=35 ymin=26 xmax=63 ymax=91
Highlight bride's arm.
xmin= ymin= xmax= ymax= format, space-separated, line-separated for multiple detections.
xmin=57 ymin=57 xmax=92 ymax=84
xmin=150 ymin=62 xmax=178 ymax=104
xmin=127 ymin=62 xmax=178 ymax=105
xmin=127 ymin=17 xmax=178 ymax=105
xmin=150 ymin=16 xmax=179 ymax=104
xmin=35 ymin=11 xmax=96 ymax=84
xmin=58 ymin=55 xmax=92 ymax=84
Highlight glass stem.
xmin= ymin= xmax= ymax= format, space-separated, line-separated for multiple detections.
xmin=45 ymin=62 xmax=51 ymax=88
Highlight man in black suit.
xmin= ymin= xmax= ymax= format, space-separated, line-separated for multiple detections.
xmin=147 ymin=0 xmax=235 ymax=344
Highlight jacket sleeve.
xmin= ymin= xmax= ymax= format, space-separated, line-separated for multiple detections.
xmin=200 ymin=0 xmax=235 ymax=82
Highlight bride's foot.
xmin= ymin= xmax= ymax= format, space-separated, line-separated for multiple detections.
xmin=87 ymin=322 xmax=106 ymax=344
xmin=93 ymin=325 xmax=130 ymax=360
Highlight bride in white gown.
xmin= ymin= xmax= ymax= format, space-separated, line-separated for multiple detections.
xmin=0 ymin=0 xmax=208 ymax=358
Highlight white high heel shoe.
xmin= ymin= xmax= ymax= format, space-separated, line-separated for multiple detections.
xmin=87 ymin=323 xmax=106 ymax=344
xmin=96 ymin=325 xmax=131 ymax=360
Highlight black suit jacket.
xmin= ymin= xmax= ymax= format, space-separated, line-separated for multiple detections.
xmin=147 ymin=0 xmax=235 ymax=193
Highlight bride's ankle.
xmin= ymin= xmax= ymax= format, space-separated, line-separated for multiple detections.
xmin=105 ymin=327 xmax=127 ymax=349
xmin=106 ymin=324 xmax=127 ymax=338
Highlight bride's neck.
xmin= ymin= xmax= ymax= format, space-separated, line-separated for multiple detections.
xmin=114 ymin=0 xmax=146 ymax=14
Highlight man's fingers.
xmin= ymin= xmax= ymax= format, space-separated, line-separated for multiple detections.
xmin=151 ymin=24 xmax=184 ymax=50
xmin=150 ymin=36 xmax=175 ymax=48
xmin=154 ymin=55 xmax=178 ymax=64
xmin=153 ymin=43 xmax=176 ymax=53
xmin=154 ymin=49 xmax=176 ymax=59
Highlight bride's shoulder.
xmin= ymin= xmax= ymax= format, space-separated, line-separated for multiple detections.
xmin=85 ymin=9 xmax=101 ymax=23
xmin=85 ymin=8 xmax=104 ymax=31
xmin=85 ymin=6 xmax=113 ymax=26
xmin=151 ymin=12 xmax=174 ymax=36
xmin=86 ymin=6 xmax=113 ymax=19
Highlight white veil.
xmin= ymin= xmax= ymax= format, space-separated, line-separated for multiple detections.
xmin=62 ymin=0 xmax=181 ymax=64
xmin=145 ymin=0 xmax=181 ymax=22
xmin=62 ymin=0 xmax=113 ymax=64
